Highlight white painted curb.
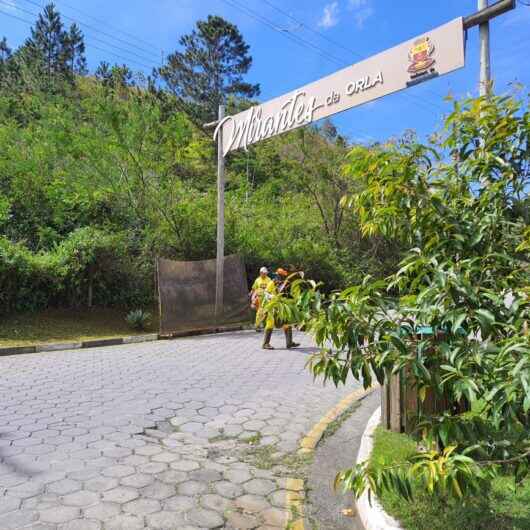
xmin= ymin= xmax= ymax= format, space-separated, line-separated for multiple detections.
xmin=356 ymin=407 xmax=403 ymax=530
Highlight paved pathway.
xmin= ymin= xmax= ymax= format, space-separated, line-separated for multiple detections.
xmin=0 ymin=331 xmax=359 ymax=529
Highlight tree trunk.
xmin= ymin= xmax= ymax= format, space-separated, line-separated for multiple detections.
xmin=88 ymin=265 xmax=94 ymax=309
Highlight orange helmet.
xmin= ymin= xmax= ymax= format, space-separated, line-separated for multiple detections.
xmin=276 ymin=268 xmax=289 ymax=277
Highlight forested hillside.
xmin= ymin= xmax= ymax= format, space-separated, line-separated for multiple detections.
xmin=0 ymin=3 xmax=399 ymax=315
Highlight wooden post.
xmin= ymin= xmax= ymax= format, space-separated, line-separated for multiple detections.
xmin=389 ymin=372 xmax=401 ymax=432
xmin=381 ymin=379 xmax=390 ymax=429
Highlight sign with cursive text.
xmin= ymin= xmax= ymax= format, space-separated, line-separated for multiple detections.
xmin=214 ymin=17 xmax=465 ymax=155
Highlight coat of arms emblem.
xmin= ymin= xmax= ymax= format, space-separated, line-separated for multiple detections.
xmin=406 ymin=36 xmax=438 ymax=86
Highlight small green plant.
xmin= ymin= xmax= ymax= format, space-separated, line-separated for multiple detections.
xmin=125 ymin=309 xmax=151 ymax=331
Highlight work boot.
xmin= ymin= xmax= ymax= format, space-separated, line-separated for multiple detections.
xmin=285 ymin=328 xmax=300 ymax=349
xmin=262 ymin=329 xmax=274 ymax=350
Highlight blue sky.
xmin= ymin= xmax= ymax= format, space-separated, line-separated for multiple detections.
xmin=1 ymin=0 xmax=529 ymax=143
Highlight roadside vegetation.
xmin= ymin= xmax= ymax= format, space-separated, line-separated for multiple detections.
xmin=0 ymin=307 xmax=159 ymax=346
xmin=372 ymin=427 xmax=530 ymax=530
xmin=270 ymin=93 xmax=530 ymax=511
xmin=2 ymin=4 xmax=529 ymax=527
xmin=0 ymin=3 xmax=399 ymax=344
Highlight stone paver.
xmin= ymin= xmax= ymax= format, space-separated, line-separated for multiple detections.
xmin=0 ymin=331 xmax=358 ymax=528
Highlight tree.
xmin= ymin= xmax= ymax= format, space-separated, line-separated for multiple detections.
xmin=291 ymin=94 xmax=530 ymax=501
xmin=158 ymin=15 xmax=260 ymax=124
xmin=0 ymin=37 xmax=11 ymax=89
xmin=64 ymin=23 xmax=87 ymax=75
xmin=26 ymin=3 xmax=67 ymax=82
xmin=95 ymin=61 xmax=135 ymax=88
xmin=0 ymin=37 xmax=10 ymax=63
xmin=23 ymin=3 xmax=85 ymax=87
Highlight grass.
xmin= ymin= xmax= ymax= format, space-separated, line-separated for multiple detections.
xmin=372 ymin=427 xmax=530 ymax=530
xmin=245 ymin=443 xmax=279 ymax=470
xmin=320 ymin=400 xmax=361 ymax=442
xmin=0 ymin=307 xmax=159 ymax=346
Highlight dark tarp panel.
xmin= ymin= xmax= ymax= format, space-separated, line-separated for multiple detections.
xmin=157 ymin=255 xmax=250 ymax=335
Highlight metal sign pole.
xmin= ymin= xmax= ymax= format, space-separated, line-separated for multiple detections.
xmin=215 ymin=105 xmax=225 ymax=322
xmin=478 ymin=0 xmax=491 ymax=96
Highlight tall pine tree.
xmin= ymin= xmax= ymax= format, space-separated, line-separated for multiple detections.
xmin=158 ymin=15 xmax=260 ymax=124
xmin=26 ymin=3 xmax=66 ymax=83
xmin=23 ymin=3 xmax=86 ymax=87
xmin=0 ymin=37 xmax=10 ymax=63
xmin=0 ymin=37 xmax=12 ymax=90
xmin=64 ymin=23 xmax=87 ymax=75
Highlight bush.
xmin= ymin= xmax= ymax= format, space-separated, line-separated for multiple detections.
xmin=295 ymin=94 xmax=530 ymax=503
xmin=125 ymin=309 xmax=151 ymax=331
xmin=0 ymin=227 xmax=154 ymax=315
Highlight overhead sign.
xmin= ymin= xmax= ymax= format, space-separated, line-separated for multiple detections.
xmin=214 ymin=17 xmax=465 ymax=155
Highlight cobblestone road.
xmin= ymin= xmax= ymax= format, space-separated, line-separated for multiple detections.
xmin=0 ymin=331 xmax=358 ymax=529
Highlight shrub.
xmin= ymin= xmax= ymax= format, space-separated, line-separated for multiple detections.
xmin=293 ymin=94 xmax=530 ymax=502
xmin=125 ymin=309 xmax=151 ymax=331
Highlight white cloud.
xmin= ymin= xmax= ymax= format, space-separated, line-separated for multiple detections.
xmin=348 ymin=0 xmax=374 ymax=29
xmin=318 ymin=2 xmax=340 ymax=29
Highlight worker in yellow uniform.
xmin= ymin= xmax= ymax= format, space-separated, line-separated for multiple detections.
xmin=262 ymin=268 xmax=300 ymax=350
xmin=250 ymin=266 xmax=271 ymax=331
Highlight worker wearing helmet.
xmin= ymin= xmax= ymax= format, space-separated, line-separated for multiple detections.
xmin=250 ymin=266 xmax=271 ymax=331
xmin=262 ymin=268 xmax=301 ymax=350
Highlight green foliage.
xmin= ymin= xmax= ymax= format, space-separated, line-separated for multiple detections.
xmin=158 ymin=14 xmax=260 ymax=123
xmin=0 ymin=227 xmax=133 ymax=313
xmin=0 ymin=307 xmax=158 ymax=347
xmin=125 ymin=309 xmax=152 ymax=331
xmin=2 ymin=3 xmax=87 ymax=93
xmin=366 ymin=428 xmax=530 ymax=530
xmin=293 ymin=94 xmax=530 ymax=502
xmin=95 ymin=62 xmax=135 ymax=89
xmin=0 ymin=3 xmax=400 ymax=319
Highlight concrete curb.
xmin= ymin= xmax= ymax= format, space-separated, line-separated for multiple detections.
xmin=0 ymin=325 xmax=245 ymax=357
xmin=298 ymin=386 xmax=378 ymax=455
xmin=356 ymin=407 xmax=403 ymax=530
xmin=286 ymin=385 xmax=378 ymax=529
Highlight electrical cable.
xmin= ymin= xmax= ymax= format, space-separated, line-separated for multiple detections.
xmin=18 ymin=0 xmax=162 ymax=63
xmin=0 ymin=6 xmax=33 ymax=26
xmin=0 ymin=0 xmax=158 ymax=71
xmin=219 ymin=0 xmax=444 ymax=114
xmin=47 ymin=0 xmax=161 ymax=54
xmin=219 ymin=0 xmax=346 ymax=68
xmin=261 ymin=0 xmax=447 ymax=102
xmin=261 ymin=0 xmax=365 ymax=60
xmin=0 ymin=7 xmax=157 ymax=74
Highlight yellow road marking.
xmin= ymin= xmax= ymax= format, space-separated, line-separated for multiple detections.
xmin=285 ymin=385 xmax=377 ymax=529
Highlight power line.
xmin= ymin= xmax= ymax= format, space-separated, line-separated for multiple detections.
xmin=219 ymin=0 xmax=347 ymax=68
xmin=50 ymin=0 xmax=161 ymax=54
xmin=84 ymin=43 xmax=153 ymax=74
xmin=18 ymin=0 xmax=162 ymax=63
xmin=261 ymin=0 xmax=365 ymax=60
xmin=258 ymin=0 xmax=447 ymax=109
xmin=0 ymin=7 xmax=157 ymax=74
xmin=0 ymin=6 xmax=34 ymax=26
xmin=0 ymin=0 xmax=159 ymax=71
xmin=219 ymin=0 xmax=444 ymax=114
